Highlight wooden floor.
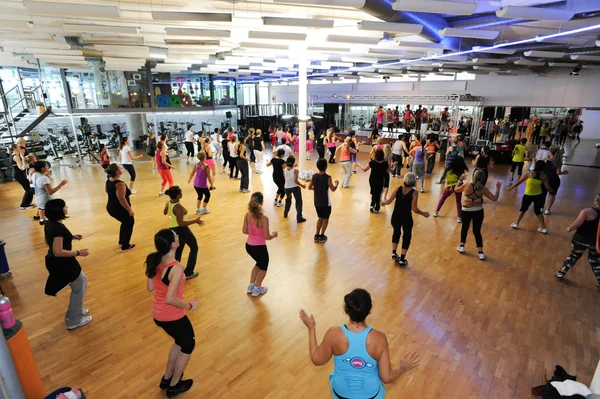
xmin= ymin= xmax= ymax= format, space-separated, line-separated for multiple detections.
xmin=1 ymin=141 xmax=599 ymax=399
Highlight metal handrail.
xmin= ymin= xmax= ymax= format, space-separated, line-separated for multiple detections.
xmin=0 ymin=84 xmax=19 ymax=99
xmin=9 ymin=97 xmax=27 ymax=110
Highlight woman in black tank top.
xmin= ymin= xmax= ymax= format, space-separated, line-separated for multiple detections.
xmin=105 ymin=164 xmax=136 ymax=251
xmin=556 ymin=194 xmax=600 ymax=287
xmin=471 ymin=146 xmax=493 ymax=186
xmin=381 ymin=172 xmax=430 ymax=266
xmin=11 ymin=143 xmax=34 ymax=209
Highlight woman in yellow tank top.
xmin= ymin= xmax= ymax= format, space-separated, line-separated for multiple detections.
xmin=507 ymin=160 xmax=553 ymax=234
xmin=163 ymin=186 xmax=204 ymax=279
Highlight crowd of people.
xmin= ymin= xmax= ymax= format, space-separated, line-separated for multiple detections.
xmin=6 ymin=118 xmax=600 ymax=398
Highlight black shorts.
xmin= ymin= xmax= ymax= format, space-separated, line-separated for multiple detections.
xmin=246 ymin=243 xmax=269 ymax=271
xmin=154 ymin=316 xmax=196 ymax=354
xmin=520 ymin=194 xmax=544 ymax=215
xmin=315 ymin=206 xmax=332 ymax=219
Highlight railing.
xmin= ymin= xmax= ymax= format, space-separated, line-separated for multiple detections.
xmin=1 ymin=84 xmax=45 ymax=138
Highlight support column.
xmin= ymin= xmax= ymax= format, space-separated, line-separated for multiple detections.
xmin=0 ymin=329 xmax=25 ymax=399
xmin=298 ymin=56 xmax=308 ymax=173
xmin=125 ymin=114 xmax=148 ymax=151
xmin=69 ymin=114 xmax=83 ymax=167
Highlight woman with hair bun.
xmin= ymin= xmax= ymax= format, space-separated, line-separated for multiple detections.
xmin=381 ymin=172 xmax=430 ymax=266
xmin=454 ymin=170 xmax=502 ymax=260
xmin=163 ymin=186 xmax=203 ymax=280
xmin=105 ymin=163 xmax=135 ymax=252
xmin=43 ymin=198 xmax=91 ymax=330
xmin=299 ymin=288 xmax=420 ymax=399
xmin=145 ymin=229 xmax=198 ymax=398
xmin=242 ymin=192 xmax=278 ymax=297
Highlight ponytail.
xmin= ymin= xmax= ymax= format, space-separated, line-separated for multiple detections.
xmin=248 ymin=192 xmax=264 ymax=225
xmin=144 ymin=229 xmax=176 ymax=278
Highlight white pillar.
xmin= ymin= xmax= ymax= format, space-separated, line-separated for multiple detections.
xmin=298 ymin=57 xmax=308 ymax=173
xmin=0 ymin=328 xmax=25 ymax=399
xmin=69 ymin=114 xmax=83 ymax=166
xmin=152 ymin=112 xmax=158 ymax=135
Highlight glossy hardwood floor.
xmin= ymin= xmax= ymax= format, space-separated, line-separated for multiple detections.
xmin=1 ymin=141 xmax=599 ymax=399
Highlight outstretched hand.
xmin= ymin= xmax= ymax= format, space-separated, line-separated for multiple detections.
xmin=400 ymin=350 xmax=421 ymax=373
xmin=299 ymin=309 xmax=316 ymax=330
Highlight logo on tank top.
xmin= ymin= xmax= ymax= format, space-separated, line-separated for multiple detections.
xmin=343 ymin=357 xmax=374 ymax=369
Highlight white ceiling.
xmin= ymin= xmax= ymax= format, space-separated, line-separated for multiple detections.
xmin=0 ymin=0 xmax=598 ymax=80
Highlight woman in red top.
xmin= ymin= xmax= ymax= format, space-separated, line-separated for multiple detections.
xmin=146 ymin=229 xmax=198 ymax=398
xmin=269 ymin=124 xmax=277 ymax=148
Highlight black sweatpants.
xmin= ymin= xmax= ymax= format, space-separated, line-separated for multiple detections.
xmin=229 ymin=157 xmax=239 ymax=178
xmin=238 ymin=159 xmax=249 ymax=190
xmin=154 ymin=316 xmax=196 ymax=354
xmin=460 ymin=209 xmax=484 ymax=247
xmin=108 ymin=208 xmax=135 ymax=250
xmin=284 ymin=186 xmax=303 ymax=220
xmin=13 ymin=169 xmax=33 ymax=208
xmin=185 ymin=142 xmax=194 ymax=157
xmin=317 ymin=146 xmax=325 ymax=159
xmin=171 ymin=225 xmax=198 ymax=276
xmin=391 ymin=215 xmax=414 ymax=250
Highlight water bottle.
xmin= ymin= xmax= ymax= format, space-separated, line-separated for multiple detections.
xmin=0 ymin=296 xmax=16 ymax=330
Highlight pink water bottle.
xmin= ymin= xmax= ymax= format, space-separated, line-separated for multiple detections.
xmin=0 ymin=296 xmax=16 ymax=329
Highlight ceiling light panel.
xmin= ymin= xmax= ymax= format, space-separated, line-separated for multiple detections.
xmin=368 ymin=48 xmax=408 ymax=56
xmin=472 ymin=58 xmax=508 ymax=64
xmin=548 ymin=62 xmax=578 ymax=67
xmin=514 ymin=59 xmax=545 ymax=66
xmin=248 ymin=31 xmax=307 ymax=41
xmin=240 ymin=42 xmax=288 ymax=51
xmin=151 ymin=11 xmax=232 ymax=22
xmin=393 ymin=0 xmax=477 ymax=16
xmin=24 ymin=1 xmax=121 ymax=18
xmin=397 ymin=41 xmax=444 ymax=49
xmin=523 ymin=50 xmax=565 ymax=58
xmin=272 ymin=0 xmax=366 ymax=6
xmin=357 ymin=21 xmax=422 ymax=34
xmin=570 ymin=55 xmax=600 ymax=61
xmin=64 ymin=24 xmax=139 ymax=35
xmin=326 ymin=35 xmax=380 ymax=45
xmin=582 ymin=65 xmax=600 ymax=70
xmin=307 ymin=46 xmax=352 ymax=53
xmin=165 ymin=28 xmax=231 ymax=38
xmin=472 ymin=46 xmax=516 ymax=55
xmin=496 ymin=6 xmax=574 ymax=22
xmin=262 ymin=17 xmax=334 ymax=29
xmin=440 ymin=27 xmax=499 ymax=40
xmin=473 ymin=66 xmax=500 ymax=71
xmin=536 ymin=36 xmax=590 ymax=46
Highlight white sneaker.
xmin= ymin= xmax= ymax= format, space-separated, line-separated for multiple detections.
xmin=420 ymin=188 xmax=424 ymax=193
xmin=478 ymin=252 xmax=486 ymax=260
xmin=195 ymin=209 xmax=201 ymax=215
xmin=544 ymin=209 xmax=551 ymax=215
xmin=276 ymin=201 xmax=284 ymax=207
xmin=273 ymin=199 xmax=278 ymax=206
xmin=152 ymin=169 xmax=157 ymax=174
xmin=457 ymin=245 xmax=465 ymax=253
xmin=201 ymin=208 xmax=210 ymax=215
xmin=457 ymin=217 xmax=462 ymax=223
xmin=247 ymin=283 xmax=255 ymax=294
xmin=130 ymin=188 xmax=137 ymax=194
xmin=158 ymin=192 xmax=164 ymax=197
xmin=251 ymin=285 xmax=268 ymax=297
xmin=433 ymin=212 xmax=438 ymax=217
xmin=510 ymin=223 xmax=519 ymax=229
xmin=67 ymin=315 xmax=93 ymax=330
xmin=538 ymin=227 xmax=548 ymax=234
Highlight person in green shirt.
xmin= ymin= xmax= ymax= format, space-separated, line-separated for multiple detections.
xmin=510 ymin=138 xmax=528 ymax=182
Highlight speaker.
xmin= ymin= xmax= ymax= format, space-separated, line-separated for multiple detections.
xmin=226 ymin=111 xmax=232 ymax=119
xmin=324 ymin=103 xmax=339 ymax=114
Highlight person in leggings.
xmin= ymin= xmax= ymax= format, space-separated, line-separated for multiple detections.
xmin=188 ymin=151 xmax=214 ymax=215
xmin=221 ymin=133 xmax=230 ymax=174
xmin=10 ymin=142 xmax=34 ymax=209
xmin=243 ymin=192 xmax=278 ymax=297
xmin=316 ymin=130 xmax=326 ymax=160
xmin=556 ymin=193 xmax=600 ymax=288
xmin=157 ymin=141 xmax=176 ymax=197
xmin=184 ymin=125 xmax=195 ymax=164
xmin=163 ymin=186 xmax=203 ymax=280
xmin=228 ymin=136 xmax=239 ymax=179
xmin=510 ymin=138 xmax=528 ymax=182
xmin=298 ymin=289 xmax=420 ymax=399
xmin=266 ymin=148 xmax=286 ymax=207
xmin=145 ymin=229 xmax=198 ymax=398
xmin=381 ymin=173 xmax=429 ymax=266
xmin=357 ymin=149 xmax=389 ymax=214
xmin=119 ymin=138 xmax=143 ymax=194
xmin=237 ymin=136 xmax=251 ymax=193
xmin=471 ymin=146 xmax=493 ymax=186
xmin=454 ymin=170 xmax=501 ymax=260
xmin=434 ymin=156 xmax=468 ymax=223
xmin=105 ymin=164 xmax=135 ymax=251
xmin=543 ymin=147 xmax=568 ymax=215
xmin=507 ymin=160 xmax=552 ymax=234
xmin=326 ymin=130 xmax=338 ymax=164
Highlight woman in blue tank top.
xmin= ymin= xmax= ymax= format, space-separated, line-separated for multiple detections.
xmin=299 ymin=289 xmax=420 ymax=399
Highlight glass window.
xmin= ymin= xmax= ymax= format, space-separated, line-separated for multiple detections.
xmin=152 ymin=73 xmax=211 ymax=108
xmin=39 ymin=63 xmax=68 ymax=109
xmin=0 ymin=67 xmax=24 ymax=110
xmin=214 ymin=77 xmax=236 ymax=106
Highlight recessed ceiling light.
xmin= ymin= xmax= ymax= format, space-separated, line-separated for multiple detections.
xmin=496 ymin=6 xmax=574 ymax=21
xmin=357 ymin=21 xmax=422 ymax=34
xmin=151 ymin=11 xmax=232 ymax=22
xmin=24 ymin=1 xmax=121 ymax=18
xmin=440 ymin=27 xmax=499 ymax=40
xmin=262 ymin=17 xmax=334 ymax=29
xmin=393 ymin=0 xmax=477 ymax=16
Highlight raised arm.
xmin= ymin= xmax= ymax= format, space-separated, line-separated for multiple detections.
xmin=472 ymin=154 xmax=479 ymax=167
xmin=299 ymin=310 xmax=335 ymax=366
xmin=483 ymin=182 xmax=502 ymax=201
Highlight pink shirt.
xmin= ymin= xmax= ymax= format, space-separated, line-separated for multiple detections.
xmin=152 ymin=261 xmax=186 ymax=322
xmin=156 ymin=151 xmax=167 ymax=170
xmin=246 ymin=215 xmax=266 ymax=246
xmin=341 ymin=146 xmax=351 ymax=162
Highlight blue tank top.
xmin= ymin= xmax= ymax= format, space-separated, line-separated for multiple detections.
xmin=330 ymin=325 xmax=384 ymax=399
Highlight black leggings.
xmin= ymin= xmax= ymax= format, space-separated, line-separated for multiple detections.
xmin=328 ymin=146 xmax=336 ymax=163
xmin=317 ymin=146 xmax=325 ymax=159
xmin=154 ymin=316 xmax=196 ymax=354
xmin=108 ymin=208 xmax=135 ymax=250
xmin=511 ymin=161 xmax=524 ymax=176
xmin=122 ymin=164 xmax=136 ymax=182
xmin=229 ymin=157 xmax=239 ymax=178
xmin=171 ymin=226 xmax=198 ymax=276
xmin=246 ymin=243 xmax=269 ymax=271
xmin=13 ymin=169 xmax=33 ymax=207
xmin=520 ymin=194 xmax=544 ymax=215
xmin=391 ymin=215 xmax=413 ymax=250
xmin=185 ymin=142 xmax=194 ymax=157
xmin=194 ymin=187 xmax=211 ymax=203
xmin=223 ymin=153 xmax=230 ymax=168
xmin=274 ymin=178 xmax=285 ymax=198
xmin=460 ymin=209 xmax=484 ymax=247
xmin=392 ymin=154 xmax=402 ymax=176
xmin=238 ymin=159 xmax=249 ymax=190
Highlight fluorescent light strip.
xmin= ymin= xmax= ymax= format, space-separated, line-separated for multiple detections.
xmin=582 ymin=65 xmax=600 ymax=70
xmin=523 ymin=50 xmax=565 ymax=58
xmin=165 ymin=28 xmax=230 ymax=38
xmin=64 ymin=24 xmax=138 ymax=35
xmin=472 ymin=58 xmax=508 ymax=64
xmin=548 ymin=62 xmax=578 ymax=67
xmin=472 ymin=46 xmax=515 ymax=55
xmin=262 ymin=17 xmax=334 ymax=29
xmin=307 ymin=46 xmax=351 ymax=53
xmin=368 ymin=48 xmax=407 ymax=56
xmin=570 ymin=55 xmax=600 ymax=61
xmin=248 ymin=31 xmax=307 ymax=41
xmin=24 ymin=1 xmax=121 ymax=18
xmin=272 ymin=0 xmax=366 ymax=6
xmin=397 ymin=41 xmax=444 ymax=49
xmin=514 ymin=59 xmax=545 ymax=66
xmin=496 ymin=6 xmax=574 ymax=22
xmin=358 ymin=21 xmax=422 ymax=34
xmin=536 ymin=36 xmax=590 ymax=46
xmin=473 ymin=66 xmax=500 ymax=71
xmin=326 ymin=35 xmax=380 ymax=45
xmin=240 ymin=42 xmax=288 ymax=50
xmin=440 ymin=27 xmax=499 ymax=40
xmin=393 ymin=0 xmax=477 ymax=16
xmin=238 ymin=22 xmax=600 ymax=83
xmin=151 ymin=11 xmax=231 ymax=22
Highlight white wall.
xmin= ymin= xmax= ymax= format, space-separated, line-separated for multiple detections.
xmin=580 ymin=109 xmax=600 ymax=140
xmin=268 ymin=69 xmax=600 ymax=108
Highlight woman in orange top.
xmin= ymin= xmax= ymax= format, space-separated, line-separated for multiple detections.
xmin=146 ymin=229 xmax=198 ymax=398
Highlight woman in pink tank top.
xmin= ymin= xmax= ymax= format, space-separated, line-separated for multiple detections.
xmin=242 ymin=192 xmax=278 ymax=297
xmin=145 ymin=229 xmax=198 ymax=397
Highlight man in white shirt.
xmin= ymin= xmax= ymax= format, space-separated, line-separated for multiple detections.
xmin=273 ymin=138 xmax=292 ymax=162
xmin=184 ymin=126 xmax=195 ymax=164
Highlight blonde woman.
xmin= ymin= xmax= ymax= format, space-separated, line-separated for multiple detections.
xmin=335 ymin=136 xmax=358 ymax=189
xmin=369 ymin=137 xmax=383 ymax=160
